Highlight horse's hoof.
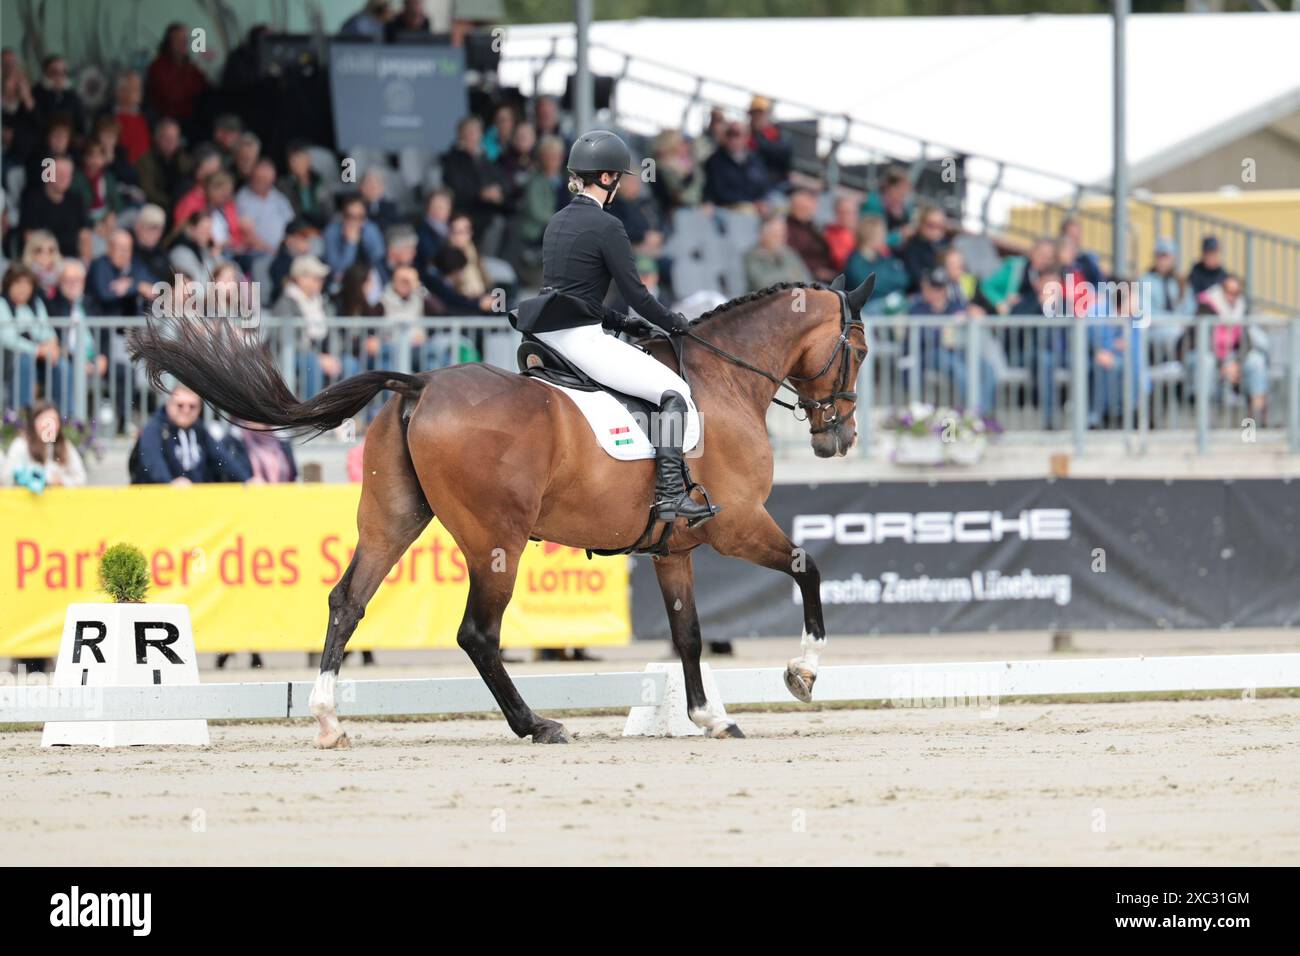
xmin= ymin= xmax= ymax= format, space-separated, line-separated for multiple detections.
xmin=709 ymin=721 xmax=745 ymax=739
xmin=531 ymin=721 xmax=570 ymax=744
xmin=314 ymin=729 xmax=350 ymax=750
xmin=784 ymin=661 xmax=816 ymax=703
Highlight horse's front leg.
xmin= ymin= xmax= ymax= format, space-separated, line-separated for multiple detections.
xmin=710 ymin=510 xmax=825 ymax=702
xmin=652 ymin=551 xmax=744 ymax=737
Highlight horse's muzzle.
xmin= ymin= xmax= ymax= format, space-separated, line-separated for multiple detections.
xmin=811 ymin=421 xmax=857 ymax=458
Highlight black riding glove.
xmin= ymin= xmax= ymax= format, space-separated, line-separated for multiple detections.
xmin=622 ymin=316 xmax=658 ymax=338
xmin=661 ymin=312 xmax=691 ymax=335
xmin=604 ymin=310 xmax=657 ymax=339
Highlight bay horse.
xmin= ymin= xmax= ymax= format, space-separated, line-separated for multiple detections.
xmin=128 ymin=274 xmax=872 ymax=746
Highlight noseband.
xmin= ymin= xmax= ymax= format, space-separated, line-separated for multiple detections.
xmin=683 ymin=289 xmax=865 ymax=435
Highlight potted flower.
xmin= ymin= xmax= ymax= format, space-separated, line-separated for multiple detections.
xmin=879 ymin=405 xmax=1002 ymax=467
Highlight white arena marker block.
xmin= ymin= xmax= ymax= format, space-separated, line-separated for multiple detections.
xmin=41 ymin=603 xmax=209 ymax=748
xmin=623 ymin=662 xmax=728 ymax=737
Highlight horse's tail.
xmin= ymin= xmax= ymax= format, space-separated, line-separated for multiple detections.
xmin=127 ymin=317 xmax=426 ymax=436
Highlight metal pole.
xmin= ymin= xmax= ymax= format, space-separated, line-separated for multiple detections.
xmin=859 ymin=322 xmax=875 ymax=458
xmin=965 ymin=316 xmax=980 ymax=413
xmin=1071 ymin=318 xmax=1088 ymax=456
xmin=574 ymin=0 xmax=594 ymax=134
xmin=72 ymin=317 xmax=88 ymax=419
xmin=279 ymin=319 xmax=297 ymax=396
xmin=1288 ymin=319 xmax=1299 ymax=455
xmin=1243 ymin=233 xmax=1255 ymax=302
xmin=1136 ymin=318 xmax=1149 ymax=453
xmin=1121 ymin=317 xmax=1133 ymax=438
xmin=1112 ymin=1 xmax=1130 ymax=456
xmin=394 ymin=322 xmax=412 ymax=375
xmin=1195 ymin=316 xmax=1211 ymax=455
xmin=1112 ymin=0 xmax=1129 ymax=280
xmin=907 ymin=323 xmax=921 ymax=407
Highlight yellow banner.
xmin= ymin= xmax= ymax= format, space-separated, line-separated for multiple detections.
xmin=0 ymin=486 xmax=630 ymax=657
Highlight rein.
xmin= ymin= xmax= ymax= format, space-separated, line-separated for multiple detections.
xmin=682 ymin=290 xmax=864 ymax=434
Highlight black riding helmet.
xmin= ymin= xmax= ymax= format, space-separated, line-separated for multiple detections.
xmin=567 ymin=130 xmax=637 ymax=177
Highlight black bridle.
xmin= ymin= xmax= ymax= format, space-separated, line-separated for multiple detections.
xmin=682 ymin=289 xmax=866 ymax=435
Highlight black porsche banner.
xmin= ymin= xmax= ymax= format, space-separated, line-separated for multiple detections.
xmin=630 ymin=478 xmax=1300 ymax=637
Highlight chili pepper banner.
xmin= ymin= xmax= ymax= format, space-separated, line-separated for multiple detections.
xmin=1 ymin=485 xmax=629 ymax=657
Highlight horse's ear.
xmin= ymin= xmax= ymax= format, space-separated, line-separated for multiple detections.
xmin=847 ymin=273 xmax=876 ymax=314
xmin=830 ymin=273 xmax=846 ymax=292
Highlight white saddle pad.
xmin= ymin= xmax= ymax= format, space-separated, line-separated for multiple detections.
xmin=534 ymin=379 xmax=701 ymax=461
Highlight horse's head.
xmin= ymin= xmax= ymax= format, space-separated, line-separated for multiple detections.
xmin=793 ymin=274 xmax=873 ymax=458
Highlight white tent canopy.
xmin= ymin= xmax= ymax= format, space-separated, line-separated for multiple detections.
xmin=503 ymin=13 xmax=1300 ymax=194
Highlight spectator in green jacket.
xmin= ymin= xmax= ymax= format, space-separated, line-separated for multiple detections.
xmin=135 ymin=118 xmax=193 ymax=223
xmin=978 ymin=256 xmax=1026 ymax=315
xmin=519 ymin=135 xmax=567 ymax=248
xmin=845 ymin=215 xmax=908 ymax=310
xmin=649 ymin=129 xmax=703 ymax=213
xmin=277 ymin=140 xmax=331 ymax=228
xmin=744 ymin=214 xmax=811 ymax=291
xmin=860 ymin=166 xmax=914 ymax=249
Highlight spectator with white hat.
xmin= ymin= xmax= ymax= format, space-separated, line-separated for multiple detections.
xmin=272 ymin=254 xmax=338 ymax=396
xmin=131 ymin=204 xmax=171 ymax=283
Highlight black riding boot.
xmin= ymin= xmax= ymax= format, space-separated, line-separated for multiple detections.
xmin=654 ymin=391 xmax=719 ymax=526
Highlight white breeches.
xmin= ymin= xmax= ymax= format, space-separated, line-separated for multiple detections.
xmin=535 ymin=324 xmax=692 ymax=406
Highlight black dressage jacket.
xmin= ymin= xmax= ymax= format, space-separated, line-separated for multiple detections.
xmin=514 ymin=194 xmax=677 ymax=334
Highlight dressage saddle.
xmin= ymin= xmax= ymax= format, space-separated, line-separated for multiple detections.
xmin=514 ymin=334 xmax=710 ymax=558
xmin=516 ymin=335 xmax=660 ymax=426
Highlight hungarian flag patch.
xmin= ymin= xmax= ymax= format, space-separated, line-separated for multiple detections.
xmin=609 ymin=425 xmax=634 ymax=447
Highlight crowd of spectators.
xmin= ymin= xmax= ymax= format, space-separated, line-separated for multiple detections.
xmin=0 ymin=1 xmax=1273 ymax=495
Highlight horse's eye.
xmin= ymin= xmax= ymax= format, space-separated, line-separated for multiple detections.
xmin=853 ymin=347 xmax=868 ymax=361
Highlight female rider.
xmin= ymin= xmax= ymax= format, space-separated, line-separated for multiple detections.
xmin=517 ymin=130 xmax=717 ymax=526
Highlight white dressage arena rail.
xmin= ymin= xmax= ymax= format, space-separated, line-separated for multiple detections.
xmin=0 ymin=672 xmax=664 ymax=723
xmin=3 ymin=654 xmax=1300 ymax=730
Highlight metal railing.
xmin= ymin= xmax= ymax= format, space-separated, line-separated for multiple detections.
xmin=841 ymin=312 xmax=1300 ymax=459
xmin=1 ymin=316 xmax=522 ymax=436
xmin=501 ymin=35 xmax=1300 ymax=313
xmin=4 ymin=314 xmax=1298 ymax=458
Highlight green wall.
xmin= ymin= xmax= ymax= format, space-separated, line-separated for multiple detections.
xmin=1 ymin=0 xmax=360 ymax=79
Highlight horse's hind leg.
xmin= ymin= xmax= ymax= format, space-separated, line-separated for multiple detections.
xmin=710 ymin=509 xmax=826 ymax=703
xmin=310 ymin=408 xmax=432 ymax=749
xmin=456 ymin=544 xmax=569 ymax=744
xmin=653 ymin=552 xmax=743 ymax=738
xmin=437 ymin=520 xmax=567 ymax=743
xmin=310 ymin=522 xmax=431 ymax=749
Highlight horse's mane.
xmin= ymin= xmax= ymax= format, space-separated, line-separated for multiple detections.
xmin=689 ymin=281 xmax=831 ymax=326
